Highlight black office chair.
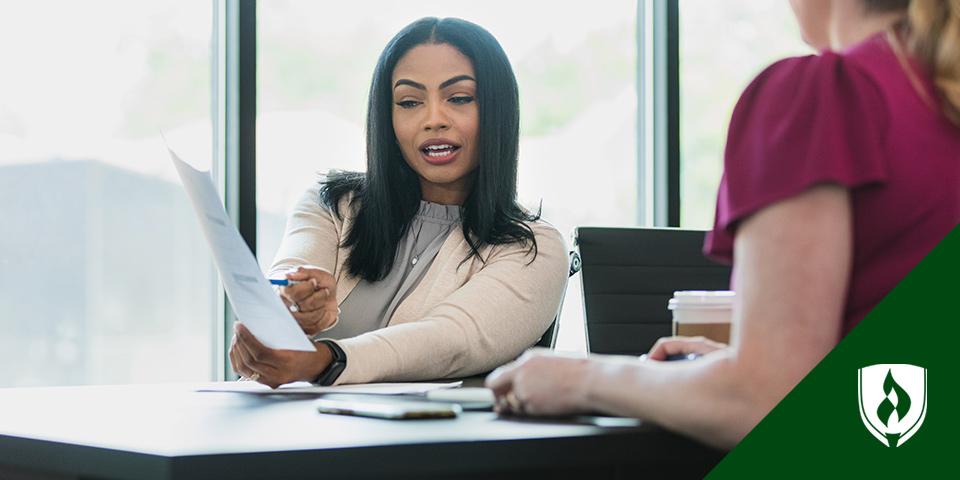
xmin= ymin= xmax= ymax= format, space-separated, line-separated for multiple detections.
xmin=575 ymin=227 xmax=732 ymax=356
xmin=534 ymin=251 xmax=582 ymax=349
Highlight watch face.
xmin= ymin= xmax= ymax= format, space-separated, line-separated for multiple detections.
xmin=318 ymin=362 xmax=346 ymax=386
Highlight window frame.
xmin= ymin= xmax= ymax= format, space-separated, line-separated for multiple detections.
xmin=220 ymin=0 xmax=680 ymax=371
xmin=217 ymin=0 xmax=258 ymax=380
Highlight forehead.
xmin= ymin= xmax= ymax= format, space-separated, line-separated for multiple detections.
xmin=391 ymin=43 xmax=475 ymax=83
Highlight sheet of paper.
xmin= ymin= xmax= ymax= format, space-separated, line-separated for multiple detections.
xmin=168 ymin=146 xmax=314 ymax=351
xmin=197 ymin=381 xmax=464 ymax=395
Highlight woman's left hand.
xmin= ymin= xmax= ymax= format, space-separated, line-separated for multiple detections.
xmin=484 ymin=349 xmax=594 ymax=417
xmin=277 ymin=265 xmax=339 ymax=336
xmin=229 ymin=322 xmax=332 ymax=389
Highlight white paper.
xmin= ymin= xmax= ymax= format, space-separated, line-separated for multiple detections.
xmin=197 ymin=381 xmax=464 ymax=395
xmin=168 ymin=147 xmax=314 ymax=351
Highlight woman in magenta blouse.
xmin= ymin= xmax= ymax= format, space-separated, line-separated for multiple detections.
xmin=486 ymin=0 xmax=960 ymax=449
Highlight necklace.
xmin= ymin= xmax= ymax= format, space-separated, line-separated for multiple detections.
xmin=411 ymin=221 xmax=426 ymax=266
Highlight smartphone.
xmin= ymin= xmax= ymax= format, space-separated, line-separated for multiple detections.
xmin=314 ymin=394 xmax=462 ymax=420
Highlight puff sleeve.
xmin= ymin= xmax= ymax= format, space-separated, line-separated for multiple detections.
xmin=705 ymin=52 xmax=889 ymax=261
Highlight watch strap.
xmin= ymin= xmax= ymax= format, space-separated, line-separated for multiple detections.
xmin=314 ymin=340 xmax=347 ymax=386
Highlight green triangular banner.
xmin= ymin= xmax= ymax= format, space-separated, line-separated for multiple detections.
xmin=707 ymin=224 xmax=960 ymax=478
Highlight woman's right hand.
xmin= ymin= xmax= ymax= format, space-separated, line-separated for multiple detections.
xmin=646 ymin=336 xmax=728 ymax=361
xmin=277 ymin=266 xmax=339 ymax=336
xmin=485 ymin=348 xmax=595 ymax=417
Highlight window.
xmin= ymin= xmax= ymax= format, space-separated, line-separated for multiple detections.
xmin=0 ymin=1 xmax=817 ymax=386
xmin=678 ymin=0 xmax=810 ymax=228
xmin=257 ymin=0 xmax=639 ymax=352
xmin=0 ymin=2 xmax=217 ymax=386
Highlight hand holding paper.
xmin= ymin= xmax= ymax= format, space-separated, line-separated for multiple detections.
xmin=168 ymin=146 xmax=314 ymax=352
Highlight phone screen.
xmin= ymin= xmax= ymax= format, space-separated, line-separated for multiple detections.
xmin=314 ymin=394 xmax=461 ymax=419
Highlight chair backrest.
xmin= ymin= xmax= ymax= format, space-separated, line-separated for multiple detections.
xmin=575 ymin=227 xmax=732 ymax=356
xmin=534 ymin=251 xmax=582 ymax=349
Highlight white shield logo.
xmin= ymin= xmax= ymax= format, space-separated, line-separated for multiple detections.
xmin=858 ymin=364 xmax=927 ymax=447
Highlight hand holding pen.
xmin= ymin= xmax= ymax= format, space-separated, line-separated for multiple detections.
xmin=271 ymin=266 xmax=340 ymax=336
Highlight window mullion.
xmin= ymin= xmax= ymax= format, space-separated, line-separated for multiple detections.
xmin=217 ymin=0 xmax=257 ymax=382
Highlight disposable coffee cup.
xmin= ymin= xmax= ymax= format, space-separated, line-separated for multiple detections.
xmin=668 ymin=290 xmax=735 ymax=344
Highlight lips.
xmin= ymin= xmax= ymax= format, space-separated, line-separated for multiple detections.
xmin=418 ymin=138 xmax=461 ymax=165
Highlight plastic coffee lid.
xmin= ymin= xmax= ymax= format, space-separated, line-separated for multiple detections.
xmin=667 ymin=290 xmax=735 ymax=309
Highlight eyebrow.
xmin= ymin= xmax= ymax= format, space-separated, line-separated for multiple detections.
xmin=393 ymin=75 xmax=477 ymax=91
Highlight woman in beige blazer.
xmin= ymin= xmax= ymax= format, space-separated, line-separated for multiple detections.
xmin=229 ymin=17 xmax=569 ymax=389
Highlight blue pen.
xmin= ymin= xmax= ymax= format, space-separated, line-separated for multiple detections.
xmin=268 ymin=278 xmax=304 ymax=286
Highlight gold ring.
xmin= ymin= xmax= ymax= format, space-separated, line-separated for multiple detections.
xmin=249 ymin=372 xmax=260 ymax=382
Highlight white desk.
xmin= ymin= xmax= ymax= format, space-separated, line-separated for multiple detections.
xmin=0 ymin=382 xmax=726 ymax=479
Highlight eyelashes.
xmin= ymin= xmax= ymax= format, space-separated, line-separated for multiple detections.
xmin=394 ymin=96 xmax=476 ymax=109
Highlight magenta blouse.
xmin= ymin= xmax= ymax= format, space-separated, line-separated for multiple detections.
xmin=704 ymin=34 xmax=960 ymax=335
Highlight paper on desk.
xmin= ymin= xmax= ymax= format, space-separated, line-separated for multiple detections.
xmin=197 ymin=381 xmax=463 ymax=395
xmin=169 ymin=147 xmax=314 ymax=351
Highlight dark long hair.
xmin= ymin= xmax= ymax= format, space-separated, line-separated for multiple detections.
xmin=321 ymin=17 xmax=539 ymax=281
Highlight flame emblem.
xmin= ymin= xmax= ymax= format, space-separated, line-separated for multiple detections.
xmin=875 ymin=369 xmax=912 ymax=446
xmin=858 ymin=364 xmax=926 ymax=447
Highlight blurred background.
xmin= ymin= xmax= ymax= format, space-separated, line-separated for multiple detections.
xmin=0 ymin=0 xmax=807 ymax=387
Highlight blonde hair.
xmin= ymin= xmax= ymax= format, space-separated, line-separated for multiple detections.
xmin=904 ymin=0 xmax=960 ymax=127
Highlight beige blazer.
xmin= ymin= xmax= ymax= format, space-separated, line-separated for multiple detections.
xmin=269 ymin=185 xmax=569 ymax=384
